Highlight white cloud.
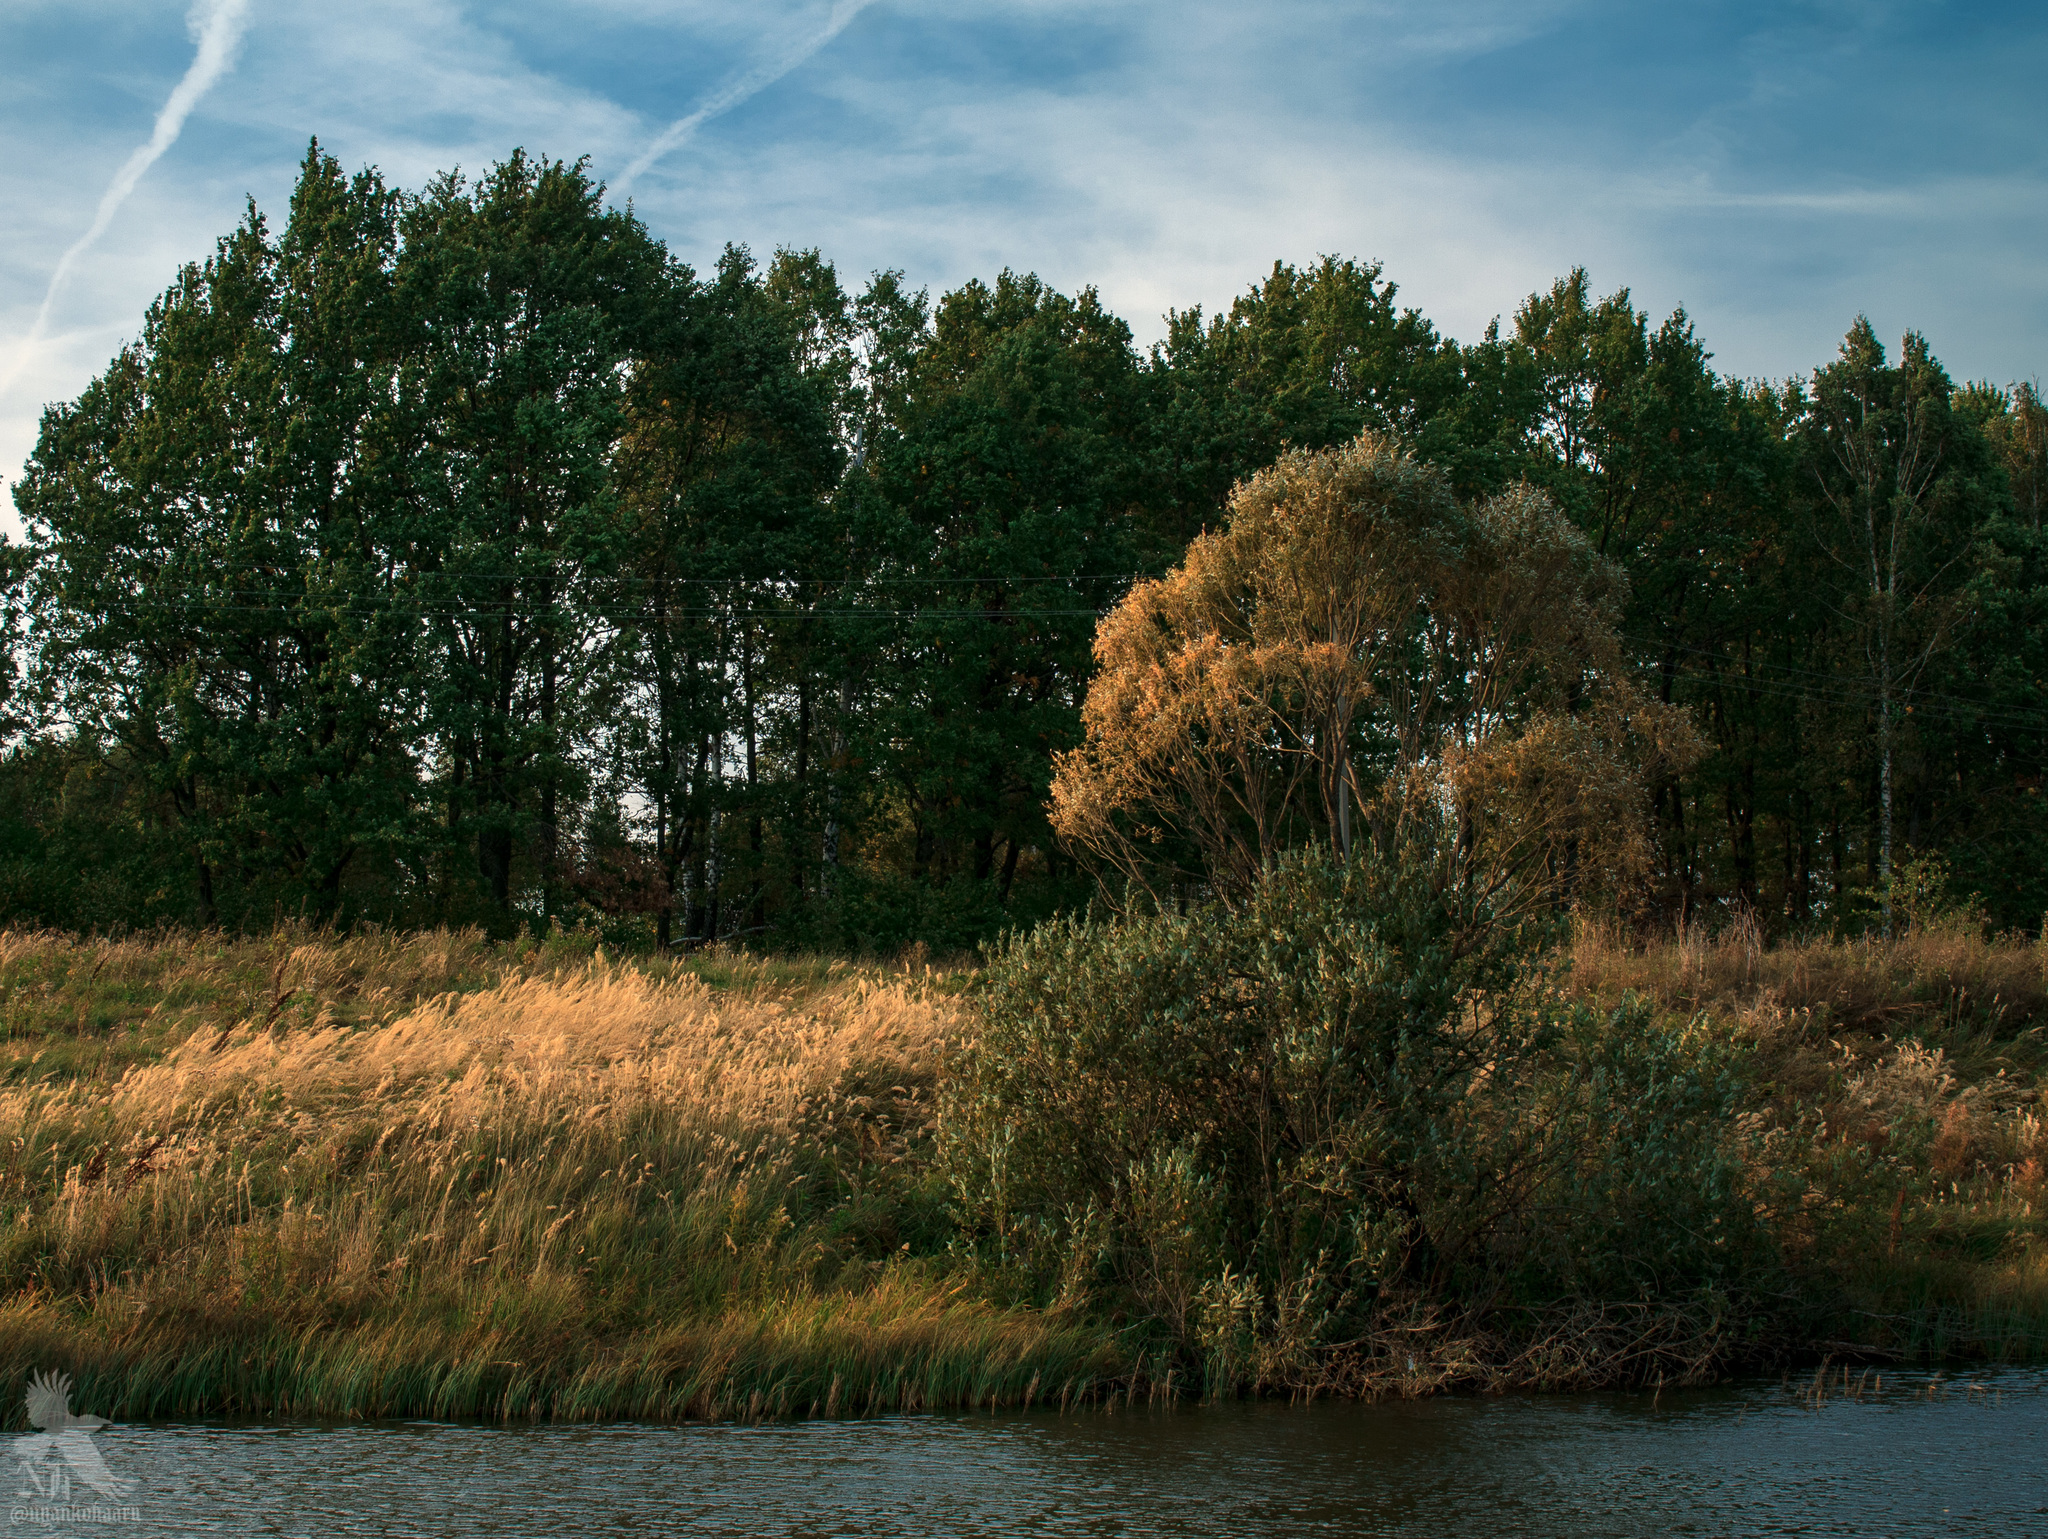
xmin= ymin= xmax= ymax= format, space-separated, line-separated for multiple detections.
xmin=1 ymin=0 xmax=249 ymax=397
xmin=4 ymin=0 xmax=2044 ymax=537
xmin=615 ymin=0 xmax=877 ymax=195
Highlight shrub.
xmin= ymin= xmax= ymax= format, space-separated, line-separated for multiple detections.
xmin=944 ymin=848 xmax=1766 ymax=1384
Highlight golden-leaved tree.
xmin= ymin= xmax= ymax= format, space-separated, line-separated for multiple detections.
xmin=1049 ymin=431 xmax=1696 ymax=917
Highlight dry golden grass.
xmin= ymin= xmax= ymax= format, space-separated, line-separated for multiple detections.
xmin=5 ymin=916 xmax=2046 ymax=1419
xmin=1567 ymin=912 xmax=2048 ymax=1040
xmin=0 ymin=935 xmax=1125 ymax=1423
xmin=1566 ymin=915 xmax=2048 ymax=1353
xmin=113 ymin=954 xmax=943 ymax=1137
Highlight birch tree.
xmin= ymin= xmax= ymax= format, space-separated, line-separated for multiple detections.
xmin=1803 ymin=321 xmax=1980 ymax=932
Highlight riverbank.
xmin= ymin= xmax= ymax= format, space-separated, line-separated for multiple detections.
xmin=0 ymin=928 xmax=1122 ymax=1420
xmin=0 ymin=920 xmax=2042 ymax=1421
xmin=1568 ymin=916 xmax=2048 ymax=1361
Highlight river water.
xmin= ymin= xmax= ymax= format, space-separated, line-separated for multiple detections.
xmin=7 ymin=1369 xmax=2043 ymax=1537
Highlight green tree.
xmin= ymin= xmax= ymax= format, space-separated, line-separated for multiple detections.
xmin=389 ymin=152 xmax=672 ymax=921
xmin=608 ymin=245 xmax=840 ymax=947
xmin=1913 ymin=382 xmax=2048 ymax=926
xmin=1798 ymin=321 xmax=2000 ymax=929
xmin=1978 ymin=381 xmax=2048 ymax=530
xmin=856 ymin=271 xmax=1153 ymax=912
xmin=1146 ymin=257 xmax=1499 ymax=543
xmin=1511 ymin=271 xmax=1815 ymax=920
xmin=15 ymin=144 xmax=423 ymax=924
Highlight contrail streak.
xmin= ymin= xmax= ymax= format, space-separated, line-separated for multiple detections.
xmin=615 ymin=0 xmax=874 ymax=196
xmin=0 ymin=0 xmax=253 ymax=396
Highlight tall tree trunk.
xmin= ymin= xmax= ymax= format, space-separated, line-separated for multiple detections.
xmin=1791 ymin=790 xmax=1813 ymax=922
xmin=706 ymin=805 xmax=724 ymax=940
xmin=998 ymin=836 xmax=1021 ymax=903
xmin=655 ymin=793 xmax=673 ymax=952
xmin=821 ymin=674 xmax=850 ymax=900
xmin=1876 ymin=620 xmax=1895 ymax=936
xmin=743 ymin=626 xmax=764 ymax=931
xmin=794 ymin=675 xmax=811 ymax=897
xmin=539 ymin=616 xmax=559 ymax=921
xmin=479 ymin=823 xmax=513 ymax=911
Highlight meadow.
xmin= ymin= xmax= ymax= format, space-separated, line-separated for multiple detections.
xmin=0 ymin=916 xmax=2042 ymax=1422
xmin=0 ymin=927 xmax=1118 ymax=1421
xmin=1568 ymin=914 xmax=2048 ymax=1361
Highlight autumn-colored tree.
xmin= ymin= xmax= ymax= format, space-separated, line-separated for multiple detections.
xmin=1049 ymin=432 xmax=1695 ymax=916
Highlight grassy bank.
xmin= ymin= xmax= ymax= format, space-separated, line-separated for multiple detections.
xmin=0 ymin=928 xmax=1125 ymax=1422
xmin=1570 ymin=917 xmax=2048 ymax=1361
xmin=0 ymin=919 xmax=2044 ymax=1422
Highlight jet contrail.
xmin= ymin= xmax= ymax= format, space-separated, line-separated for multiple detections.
xmin=615 ymin=0 xmax=875 ymax=196
xmin=0 ymin=0 xmax=253 ymax=396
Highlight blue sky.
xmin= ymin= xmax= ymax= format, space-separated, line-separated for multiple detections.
xmin=4 ymin=1 xmax=2044 ymax=530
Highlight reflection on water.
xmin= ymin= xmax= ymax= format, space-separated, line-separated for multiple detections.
xmin=7 ymin=1369 xmax=2045 ymax=1537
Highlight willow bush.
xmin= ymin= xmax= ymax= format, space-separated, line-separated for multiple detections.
xmin=944 ymin=849 xmax=1767 ymax=1386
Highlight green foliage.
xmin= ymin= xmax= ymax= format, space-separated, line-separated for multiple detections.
xmin=1522 ymin=1001 xmax=1760 ymax=1299
xmin=776 ymin=867 xmax=1050 ymax=958
xmin=945 ymin=850 xmax=1765 ymax=1383
xmin=5 ymin=141 xmax=2045 ymax=950
xmin=1145 ymin=256 xmax=1508 ymax=542
xmin=0 ymin=740 xmax=193 ymax=931
xmin=859 ymin=272 xmax=1157 ymax=898
xmin=1843 ymin=851 xmax=1986 ymax=936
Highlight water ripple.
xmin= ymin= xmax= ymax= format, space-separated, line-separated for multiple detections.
xmin=9 ymin=1369 xmax=2045 ymax=1537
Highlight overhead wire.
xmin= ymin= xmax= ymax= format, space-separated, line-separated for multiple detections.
xmin=27 ymin=609 xmax=2045 ymax=742
xmin=19 ymin=565 xmax=2046 ymax=738
xmin=1625 ymin=630 xmax=2048 ymax=737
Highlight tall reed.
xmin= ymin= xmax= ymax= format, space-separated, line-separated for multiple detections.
xmin=0 ymin=942 xmax=1122 ymax=1422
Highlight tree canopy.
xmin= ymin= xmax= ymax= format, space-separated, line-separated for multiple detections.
xmin=1050 ymin=433 xmax=1695 ymax=919
xmin=5 ymin=145 xmax=2044 ymax=942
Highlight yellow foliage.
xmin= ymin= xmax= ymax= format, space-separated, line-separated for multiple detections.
xmin=1051 ymin=431 xmax=1698 ymax=907
xmin=102 ymin=958 xmax=947 ymax=1137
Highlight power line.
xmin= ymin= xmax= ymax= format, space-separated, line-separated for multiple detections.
xmin=42 ymin=600 xmax=1111 ymax=621
xmin=24 ymin=570 xmax=1170 ymax=589
xmin=23 ymin=592 xmax=2048 ymax=741
xmin=1626 ymin=630 xmax=2048 ymax=737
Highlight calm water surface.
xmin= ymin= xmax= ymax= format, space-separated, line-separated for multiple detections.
xmin=8 ymin=1369 xmax=2044 ymax=1537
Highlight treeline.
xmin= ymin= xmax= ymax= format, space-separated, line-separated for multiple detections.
xmin=3 ymin=142 xmax=2045 ymax=943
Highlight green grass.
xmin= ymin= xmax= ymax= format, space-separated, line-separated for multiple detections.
xmin=0 ymin=1275 xmax=1134 ymax=1424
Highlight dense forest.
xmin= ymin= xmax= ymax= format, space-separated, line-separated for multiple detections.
xmin=4 ymin=142 xmax=2046 ymax=947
